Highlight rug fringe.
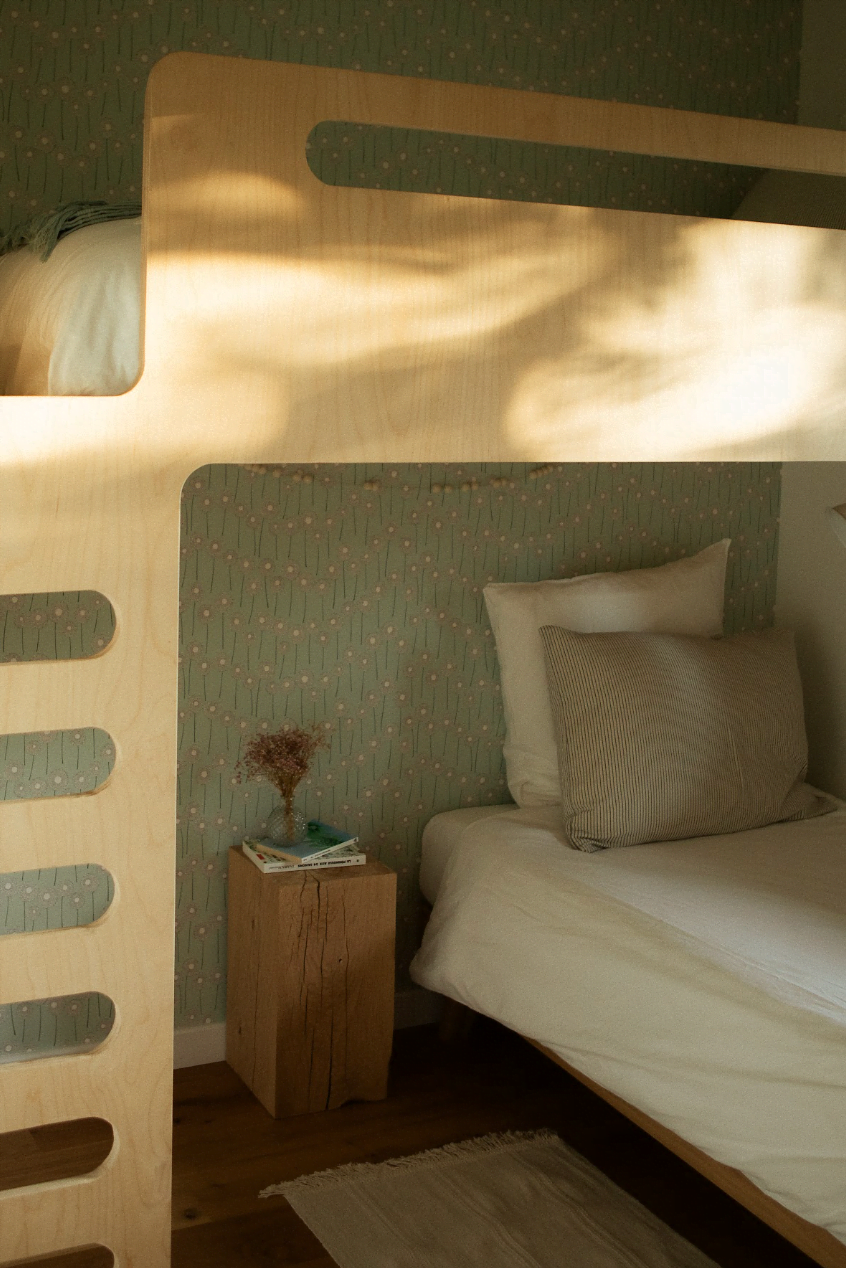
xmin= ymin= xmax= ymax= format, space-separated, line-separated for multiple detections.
xmin=259 ymin=1129 xmax=560 ymax=1198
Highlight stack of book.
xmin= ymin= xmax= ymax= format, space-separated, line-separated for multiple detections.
xmin=242 ymin=821 xmax=365 ymax=874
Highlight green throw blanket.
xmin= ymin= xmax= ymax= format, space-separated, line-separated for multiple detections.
xmin=0 ymin=201 xmax=142 ymax=261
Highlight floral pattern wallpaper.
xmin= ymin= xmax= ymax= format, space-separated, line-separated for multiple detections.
xmin=0 ymin=590 xmax=114 ymax=664
xmin=1 ymin=725 xmax=115 ymax=802
xmin=0 ymin=1 xmax=802 ymax=236
xmin=0 ymin=1 xmax=798 ymax=1057
xmin=1 ymin=462 xmax=780 ymax=1057
xmin=310 ymin=120 xmax=762 ymax=218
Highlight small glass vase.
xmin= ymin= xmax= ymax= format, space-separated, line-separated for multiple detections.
xmin=266 ymin=800 xmax=308 ymax=847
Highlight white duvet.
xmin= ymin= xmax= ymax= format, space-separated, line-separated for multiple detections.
xmin=0 ymin=218 xmax=142 ymax=395
xmin=411 ymin=803 xmax=846 ymax=1245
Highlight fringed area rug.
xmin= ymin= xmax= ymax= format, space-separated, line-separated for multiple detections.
xmin=259 ymin=1129 xmax=718 ymax=1268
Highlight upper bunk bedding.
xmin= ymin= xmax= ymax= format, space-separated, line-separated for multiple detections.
xmin=0 ymin=217 xmax=141 ymax=395
xmin=411 ymin=802 xmax=846 ymax=1245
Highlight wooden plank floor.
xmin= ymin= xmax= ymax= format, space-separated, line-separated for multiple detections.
xmin=4 ymin=1019 xmax=822 ymax=1267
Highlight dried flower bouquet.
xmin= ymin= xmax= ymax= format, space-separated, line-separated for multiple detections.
xmin=238 ymin=724 xmax=328 ymax=842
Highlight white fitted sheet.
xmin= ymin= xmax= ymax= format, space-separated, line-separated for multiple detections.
xmin=0 ymin=218 xmax=142 ymax=395
xmin=419 ymin=804 xmax=518 ymax=904
xmin=411 ymin=802 xmax=846 ymax=1244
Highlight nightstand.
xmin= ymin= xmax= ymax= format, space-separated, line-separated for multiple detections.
xmin=225 ymin=846 xmax=397 ymax=1118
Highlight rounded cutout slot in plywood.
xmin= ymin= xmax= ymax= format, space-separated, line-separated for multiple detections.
xmin=2 ymin=1248 xmax=114 ymax=1267
xmin=0 ymin=1116 xmax=113 ymax=1194
xmin=0 ymin=591 xmax=115 ymax=663
xmin=0 ymin=865 xmax=113 ymax=936
xmin=0 ymin=728 xmax=115 ymax=801
xmin=306 ymin=121 xmax=764 ymax=221
xmin=0 ymin=993 xmax=114 ymax=1064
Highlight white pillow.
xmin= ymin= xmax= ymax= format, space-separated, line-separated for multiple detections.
xmin=483 ymin=540 xmax=730 ymax=807
xmin=0 ymin=219 xmax=141 ymax=395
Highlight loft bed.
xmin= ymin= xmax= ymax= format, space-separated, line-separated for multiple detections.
xmin=1 ymin=50 xmax=846 ymax=1268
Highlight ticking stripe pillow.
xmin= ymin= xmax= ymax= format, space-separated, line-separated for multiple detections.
xmin=484 ymin=541 xmax=729 ymax=809
xmin=538 ymin=625 xmax=834 ymax=852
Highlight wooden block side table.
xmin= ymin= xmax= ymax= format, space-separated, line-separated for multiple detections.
xmin=225 ymin=847 xmax=397 ymax=1118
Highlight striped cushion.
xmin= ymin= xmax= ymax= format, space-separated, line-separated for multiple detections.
xmin=483 ymin=541 xmax=729 ymax=809
xmin=539 ymin=625 xmax=833 ymax=852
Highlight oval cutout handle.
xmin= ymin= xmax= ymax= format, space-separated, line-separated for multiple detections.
xmin=0 ymin=591 xmax=115 ymax=663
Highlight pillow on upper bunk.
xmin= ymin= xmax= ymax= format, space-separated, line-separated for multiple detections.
xmin=538 ymin=624 xmax=834 ymax=852
xmin=483 ymin=540 xmax=729 ymax=808
xmin=0 ymin=217 xmax=141 ymax=395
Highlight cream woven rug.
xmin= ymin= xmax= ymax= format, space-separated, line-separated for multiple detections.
xmin=260 ymin=1130 xmax=718 ymax=1267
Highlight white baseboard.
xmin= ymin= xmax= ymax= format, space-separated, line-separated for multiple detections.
xmin=173 ymin=1021 xmax=227 ymax=1070
xmin=173 ymin=990 xmax=443 ymax=1069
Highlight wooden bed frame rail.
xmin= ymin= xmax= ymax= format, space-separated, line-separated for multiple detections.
xmin=441 ymin=1000 xmax=846 ymax=1267
xmin=2 ymin=54 xmax=846 ymax=1265
xmin=529 ymin=1038 xmax=846 ymax=1268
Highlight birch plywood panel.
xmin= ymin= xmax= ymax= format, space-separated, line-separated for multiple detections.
xmin=140 ymin=55 xmax=846 ymax=464
xmin=1 ymin=51 xmax=846 ymax=1268
xmin=0 ymin=469 xmax=179 ymax=1266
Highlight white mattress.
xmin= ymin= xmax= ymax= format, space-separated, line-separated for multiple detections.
xmin=411 ymin=802 xmax=846 ymax=1244
xmin=0 ymin=218 xmax=142 ymax=395
xmin=419 ymin=804 xmax=517 ymax=903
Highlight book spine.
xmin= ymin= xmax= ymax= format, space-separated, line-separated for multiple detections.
xmin=257 ymin=844 xmax=308 ymax=864
xmin=246 ymin=850 xmax=367 ymax=874
xmin=257 ymin=856 xmax=366 ymax=873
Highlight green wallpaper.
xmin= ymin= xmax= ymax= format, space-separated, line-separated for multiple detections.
xmin=0 ymin=1 xmax=801 ymax=235
xmin=310 ymin=122 xmax=760 ymax=218
xmin=1 ymin=462 xmax=780 ymax=1056
xmin=0 ymin=990 xmax=113 ymax=1062
xmin=0 ymin=2 xmax=798 ymax=1056
xmin=1 ymin=861 xmax=112 ymax=934
xmin=0 ymin=590 xmax=114 ymax=663
xmin=1 ymin=726 xmax=114 ymax=801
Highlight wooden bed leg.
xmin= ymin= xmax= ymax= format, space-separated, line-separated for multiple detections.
xmin=439 ymin=999 xmax=476 ymax=1045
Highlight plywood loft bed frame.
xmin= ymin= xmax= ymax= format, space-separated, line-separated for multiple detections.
xmin=1 ymin=51 xmax=846 ymax=1267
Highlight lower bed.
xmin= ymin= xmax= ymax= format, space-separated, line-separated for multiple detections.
xmin=410 ymin=803 xmax=846 ymax=1252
